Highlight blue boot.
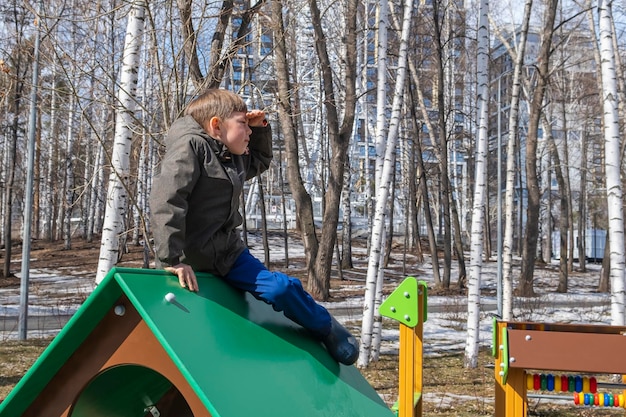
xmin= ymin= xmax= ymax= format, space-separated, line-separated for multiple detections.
xmin=321 ymin=317 xmax=359 ymax=365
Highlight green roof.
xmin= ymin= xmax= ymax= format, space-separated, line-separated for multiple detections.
xmin=0 ymin=267 xmax=394 ymax=417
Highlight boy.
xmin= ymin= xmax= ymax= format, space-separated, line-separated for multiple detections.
xmin=150 ymin=89 xmax=359 ymax=365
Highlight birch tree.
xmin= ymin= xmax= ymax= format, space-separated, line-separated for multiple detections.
xmin=62 ymin=92 xmax=77 ymax=250
xmin=359 ymin=0 xmax=414 ymax=367
xmin=42 ymin=68 xmax=59 ymax=241
xmin=96 ymin=0 xmax=146 ymax=283
xmin=597 ymin=0 xmax=625 ymax=325
xmin=465 ymin=0 xmax=489 ymax=369
xmin=364 ymin=0 xmax=390 ymax=364
xmin=502 ymin=0 xmax=532 ymax=319
xmin=373 ymin=0 xmax=389 ymax=185
xmin=584 ymin=0 xmax=611 ymax=292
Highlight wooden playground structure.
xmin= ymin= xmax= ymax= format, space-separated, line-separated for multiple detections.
xmin=493 ymin=318 xmax=626 ymax=416
xmin=379 ymin=276 xmax=428 ymax=417
xmin=384 ymin=283 xmax=626 ymax=416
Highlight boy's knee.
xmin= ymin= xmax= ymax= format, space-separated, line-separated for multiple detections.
xmin=261 ymin=272 xmax=297 ymax=304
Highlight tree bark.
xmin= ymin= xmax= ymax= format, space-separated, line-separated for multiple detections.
xmin=3 ymin=1 xmax=29 ymax=278
xmin=597 ymin=0 xmax=625 ymax=325
xmin=543 ymin=114 xmax=568 ymax=293
xmin=465 ymin=0 xmax=489 ymax=368
xmin=341 ymin=154 xmax=354 ymax=269
xmin=518 ymin=0 xmax=558 ymax=297
xmin=408 ymin=77 xmax=441 ymax=286
xmin=432 ymin=0 xmax=452 ymax=288
xmin=501 ymin=0 xmax=533 ymax=318
xmin=308 ymin=0 xmax=358 ymax=300
xmin=359 ymin=0 xmax=413 ymax=366
xmin=177 ymin=0 xmax=265 ymax=89
xmin=62 ymin=94 xmax=76 ymax=250
xmin=270 ymin=0 xmax=318 ymax=291
xmin=96 ymin=0 xmax=146 ymax=283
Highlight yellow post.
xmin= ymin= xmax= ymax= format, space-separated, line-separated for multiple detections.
xmin=505 ymin=368 xmax=527 ymax=417
xmin=494 ymin=320 xmax=528 ymax=417
xmin=380 ymin=277 xmax=426 ymax=417
xmin=397 ymin=291 xmax=424 ymax=417
xmin=398 ymin=324 xmax=413 ymax=417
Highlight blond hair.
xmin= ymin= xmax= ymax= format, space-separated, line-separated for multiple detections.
xmin=184 ymin=89 xmax=248 ymax=125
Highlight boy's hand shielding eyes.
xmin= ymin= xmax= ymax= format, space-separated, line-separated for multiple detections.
xmin=247 ymin=110 xmax=267 ymax=127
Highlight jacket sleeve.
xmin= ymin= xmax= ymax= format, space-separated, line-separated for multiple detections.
xmin=149 ymin=136 xmax=202 ymax=267
xmin=244 ymin=124 xmax=273 ymax=180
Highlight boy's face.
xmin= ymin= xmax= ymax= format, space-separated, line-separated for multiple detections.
xmin=215 ymin=111 xmax=252 ymax=155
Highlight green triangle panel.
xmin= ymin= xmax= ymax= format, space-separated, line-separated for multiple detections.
xmin=379 ymin=276 xmax=421 ymax=327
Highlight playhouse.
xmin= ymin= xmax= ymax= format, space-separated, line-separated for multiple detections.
xmin=0 ymin=267 xmax=395 ymax=417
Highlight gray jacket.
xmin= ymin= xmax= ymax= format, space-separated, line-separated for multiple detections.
xmin=150 ymin=115 xmax=273 ymax=275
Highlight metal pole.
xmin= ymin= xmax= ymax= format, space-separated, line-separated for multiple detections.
xmin=19 ymin=0 xmax=44 ymax=340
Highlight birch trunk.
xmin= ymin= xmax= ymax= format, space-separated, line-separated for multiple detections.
xmin=42 ymin=69 xmax=59 ymax=241
xmin=341 ymin=153 xmax=354 ymax=269
xmin=464 ymin=0 xmax=489 ymax=369
xmin=96 ymin=0 xmax=146 ymax=283
xmin=502 ymin=0 xmax=533 ymax=320
xmin=87 ymin=143 xmax=104 ymax=242
xmin=373 ymin=0 xmax=389 ymax=184
xmin=370 ymin=225 xmax=387 ymax=362
xmin=359 ymin=0 xmax=413 ymax=367
xmin=585 ymin=0 xmax=608 ymax=290
xmin=578 ymin=128 xmax=588 ymax=272
xmin=62 ymin=94 xmax=76 ymax=250
xmin=277 ymin=143 xmax=289 ymax=267
xmin=560 ymin=93 xmax=574 ymax=276
xmin=364 ymin=0 xmax=390 ymax=341
xmin=134 ymin=127 xmax=148 ymax=247
xmin=597 ymin=0 xmax=625 ymax=325
xmin=540 ymin=151 xmax=552 ymax=263
xmin=82 ymin=119 xmax=93 ymax=241
xmin=133 ymin=39 xmax=149 ymax=248
xmin=558 ymin=99 xmax=574 ymax=275
xmin=366 ymin=0 xmax=393 ymax=362
xmin=608 ymin=5 xmax=626 ymax=125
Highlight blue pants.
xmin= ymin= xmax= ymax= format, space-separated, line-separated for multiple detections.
xmin=224 ymin=249 xmax=332 ymax=338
